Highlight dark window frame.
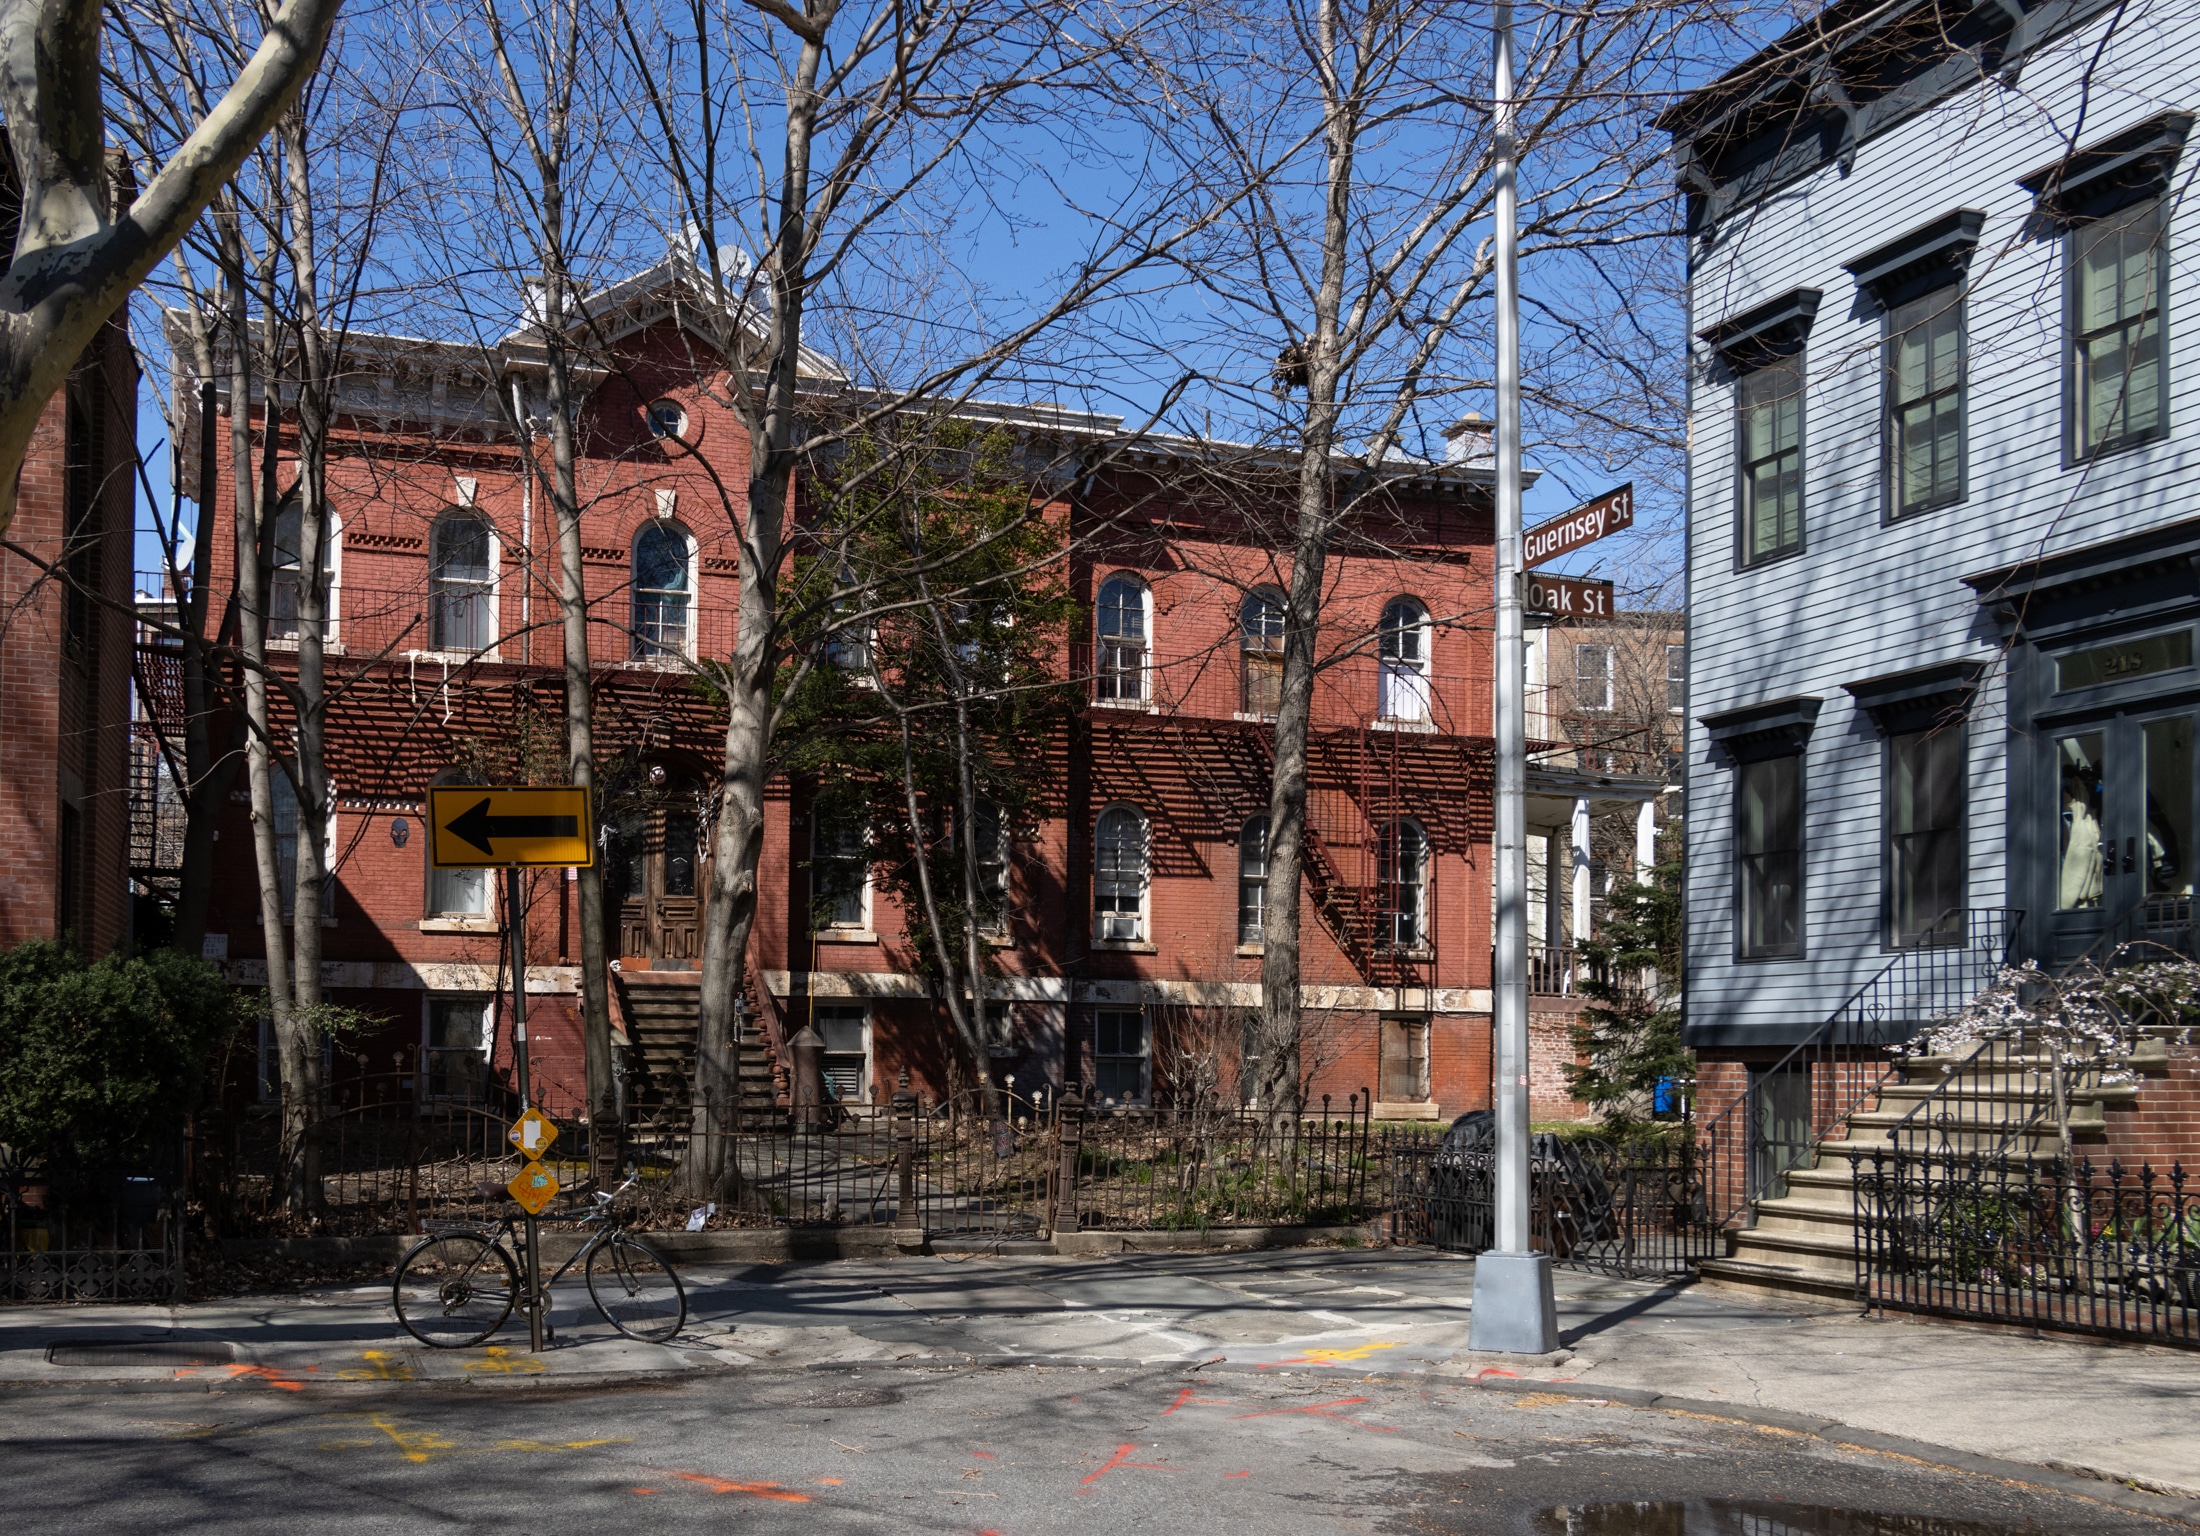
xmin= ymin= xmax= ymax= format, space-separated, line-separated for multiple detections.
xmin=1734 ymin=751 xmax=1804 ymax=960
xmin=2065 ymin=197 xmax=2170 ymax=464
xmin=1882 ymin=722 xmax=1967 ymax=950
xmin=1736 ymin=356 xmax=1806 ymax=568
xmin=1883 ymin=286 xmax=1968 ymax=521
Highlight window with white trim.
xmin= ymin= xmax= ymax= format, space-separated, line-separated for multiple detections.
xmin=430 ymin=511 xmax=495 ymax=652
xmin=1574 ymin=643 xmax=1614 ymax=712
xmin=1093 ymin=803 xmax=1149 ymax=942
xmin=631 ymin=521 xmax=694 ymax=660
xmin=813 ymin=1003 xmax=871 ymax=1108
xmin=1095 ymin=575 xmax=1149 ymax=702
xmin=1237 ymin=815 xmax=1269 ymax=946
xmin=1093 ymin=1007 xmax=1150 ymax=1106
xmin=269 ymin=501 xmax=339 ymax=644
xmin=424 ymin=995 xmax=492 ymax=1100
xmin=1241 ymin=589 xmax=1285 ymax=717
xmin=1378 ymin=598 xmax=1431 ymax=722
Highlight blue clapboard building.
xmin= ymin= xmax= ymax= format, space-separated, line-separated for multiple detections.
xmin=1659 ymin=0 xmax=2196 ymax=1289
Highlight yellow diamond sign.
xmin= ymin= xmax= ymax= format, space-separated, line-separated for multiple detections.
xmin=508 ymin=1160 xmax=561 ymax=1215
xmin=508 ymin=1108 xmax=559 ymax=1158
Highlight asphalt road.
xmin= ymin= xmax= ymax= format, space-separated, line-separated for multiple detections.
xmin=0 ymin=1364 xmax=2182 ymax=1535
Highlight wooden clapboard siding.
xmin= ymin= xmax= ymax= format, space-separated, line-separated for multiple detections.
xmin=1679 ymin=4 xmax=2199 ymax=1045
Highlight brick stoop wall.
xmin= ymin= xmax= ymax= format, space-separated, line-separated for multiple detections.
xmin=1528 ymin=1005 xmax=1594 ymax=1122
xmin=2100 ymin=1040 xmax=2200 ymax=1172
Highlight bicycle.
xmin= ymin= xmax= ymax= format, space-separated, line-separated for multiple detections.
xmin=391 ymin=1173 xmax=687 ymax=1347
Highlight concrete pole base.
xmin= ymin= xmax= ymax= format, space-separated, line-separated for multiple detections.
xmin=1468 ymin=1250 xmax=1559 ymax=1354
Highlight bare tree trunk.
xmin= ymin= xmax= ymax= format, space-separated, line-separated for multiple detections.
xmin=688 ymin=26 xmax=827 ymax=1194
xmin=1257 ymin=0 xmax=1358 ymax=1121
xmin=480 ymin=0 xmax=619 ymax=1166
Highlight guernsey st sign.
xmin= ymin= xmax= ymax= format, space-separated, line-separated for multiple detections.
xmin=1523 ymin=482 xmax=1633 ymax=569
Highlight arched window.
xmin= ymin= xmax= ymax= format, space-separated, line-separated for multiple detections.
xmin=1095 ymin=574 xmax=1148 ymax=703
xmin=631 ymin=522 xmax=694 ymax=660
xmin=1241 ymin=589 xmax=1285 ymax=717
xmin=1093 ymin=803 xmax=1149 ymax=941
xmin=1377 ymin=818 xmax=1428 ymax=951
xmin=269 ymin=500 xmax=340 ymax=644
xmin=1237 ymin=815 xmax=1270 ymax=946
xmin=431 ymin=511 xmax=495 ymax=652
xmin=1378 ymin=597 xmax=1430 ymax=722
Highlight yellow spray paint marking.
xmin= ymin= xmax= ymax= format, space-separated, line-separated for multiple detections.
xmin=338 ymin=1350 xmax=417 ymax=1381
xmin=493 ymin=1438 xmax=634 ymax=1453
xmin=371 ymin=1416 xmax=458 ymax=1464
xmin=1258 ymin=1340 xmax=1404 ymax=1369
xmin=462 ymin=1345 xmax=545 ymax=1376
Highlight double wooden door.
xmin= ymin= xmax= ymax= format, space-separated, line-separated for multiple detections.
xmin=607 ymin=773 xmax=704 ymax=961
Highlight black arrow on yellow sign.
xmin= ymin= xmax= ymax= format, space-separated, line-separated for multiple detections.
xmin=443 ymin=797 xmax=581 ymax=857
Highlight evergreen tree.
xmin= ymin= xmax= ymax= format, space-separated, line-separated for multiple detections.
xmin=1563 ymin=838 xmax=1689 ymax=1131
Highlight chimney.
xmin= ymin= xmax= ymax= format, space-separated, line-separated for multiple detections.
xmin=1443 ymin=413 xmax=1493 ymax=465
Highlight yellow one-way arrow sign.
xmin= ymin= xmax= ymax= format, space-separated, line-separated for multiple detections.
xmin=427 ymin=785 xmax=594 ymax=868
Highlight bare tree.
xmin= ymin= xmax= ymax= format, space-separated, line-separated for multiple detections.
xmin=415 ymin=0 xmax=631 ymax=1157
xmin=1116 ymin=0 xmax=1746 ymax=1115
xmin=0 ymin=0 xmax=343 ymax=537
xmin=609 ymin=0 xmax=1253 ymax=1192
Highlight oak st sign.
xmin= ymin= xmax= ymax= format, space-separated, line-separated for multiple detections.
xmin=1523 ymin=482 xmax=1633 ymax=569
xmin=1524 ymin=573 xmax=1615 ymax=621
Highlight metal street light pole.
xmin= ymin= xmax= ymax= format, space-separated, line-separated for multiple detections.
xmin=1469 ymin=0 xmax=1558 ymax=1355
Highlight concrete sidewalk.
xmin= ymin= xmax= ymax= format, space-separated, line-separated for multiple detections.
xmin=4 ymin=1248 xmax=2196 ymax=1501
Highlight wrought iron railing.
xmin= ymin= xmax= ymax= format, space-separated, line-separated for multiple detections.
xmin=1696 ymin=908 xmax=2021 ymax=1226
xmin=1852 ymin=1148 xmax=2198 ymax=1349
xmin=1396 ymin=1123 xmax=1718 ymax=1280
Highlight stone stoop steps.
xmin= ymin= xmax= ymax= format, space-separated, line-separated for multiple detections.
xmin=1698 ymin=1031 xmax=2173 ymax=1302
xmin=616 ymin=971 xmax=782 ymax=1129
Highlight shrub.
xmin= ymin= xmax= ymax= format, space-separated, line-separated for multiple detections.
xmin=0 ymin=941 xmax=239 ymax=1162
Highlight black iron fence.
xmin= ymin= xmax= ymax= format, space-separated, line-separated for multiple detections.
xmin=3 ymin=1144 xmax=186 ymax=1303
xmin=1392 ymin=1120 xmax=1722 ymax=1280
xmin=1853 ymin=1148 xmax=2199 ymax=1347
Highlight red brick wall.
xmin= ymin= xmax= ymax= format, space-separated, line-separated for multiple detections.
xmin=0 ymin=325 xmax=135 ymax=955
xmin=2098 ymin=1044 xmax=2200 ymax=1172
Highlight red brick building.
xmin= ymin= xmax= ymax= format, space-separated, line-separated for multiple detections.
xmin=171 ymin=256 xmax=1505 ymax=1122
xmin=0 ymin=312 xmax=138 ymax=956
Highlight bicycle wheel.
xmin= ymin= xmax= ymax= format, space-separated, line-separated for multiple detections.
xmin=392 ymin=1233 xmax=517 ymax=1348
xmin=586 ymin=1232 xmax=686 ymax=1342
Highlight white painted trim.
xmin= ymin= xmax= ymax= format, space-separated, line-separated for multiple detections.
xmin=760 ymin=969 xmax=1493 ymax=1014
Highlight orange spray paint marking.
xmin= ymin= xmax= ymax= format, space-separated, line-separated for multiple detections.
xmin=1225 ymin=1471 xmax=1251 ymax=1478
xmin=1230 ymin=1397 xmax=1398 ymax=1432
xmin=215 ymin=1364 xmax=306 ymax=1392
xmin=1079 ymin=1444 xmax=1180 ymax=1491
xmin=816 ymin=1477 xmax=844 ymax=1486
xmin=1164 ymin=1387 xmax=1232 ymax=1415
xmin=972 ymin=1449 xmax=995 ymax=1459
xmin=673 ymin=1471 xmax=811 ymax=1502
xmin=630 ymin=1488 xmax=660 ymax=1496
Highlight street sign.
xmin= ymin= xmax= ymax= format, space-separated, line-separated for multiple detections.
xmin=507 ymin=1107 xmax=559 ymax=1158
xmin=1524 ymin=572 xmax=1616 ymax=621
xmin=427 ymin=785 xmax=594 ymax=868
xmin=1524 ymin=482 xmax=1633 ymax=569
xmin=508 ymin=1160 xmax=561 ymax=1215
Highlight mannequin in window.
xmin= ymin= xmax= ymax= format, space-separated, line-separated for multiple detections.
xmin=2058 ymin=782 xmax=2103 ymax=910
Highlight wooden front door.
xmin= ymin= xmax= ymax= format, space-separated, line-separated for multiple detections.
xmin=607 ymin=774 xmax=704 ymax=961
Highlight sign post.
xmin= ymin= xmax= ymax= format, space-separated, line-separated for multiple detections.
xmin=431 ymin=785 xmax=592 ymax=1352
xmin=1470 ymin=0 xmax=1560 ymax=1357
